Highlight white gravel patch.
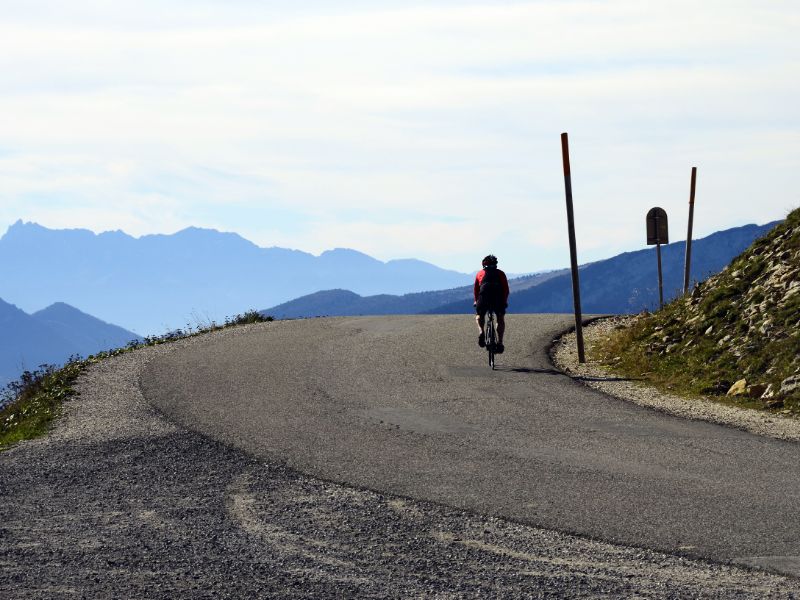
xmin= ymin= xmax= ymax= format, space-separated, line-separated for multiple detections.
xmin=41 ymin=321 xmax=279 ymax=447
xmin=552 ymin=316 xmax=800 ymax=442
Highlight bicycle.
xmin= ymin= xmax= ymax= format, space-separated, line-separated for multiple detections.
xmin=485 ymin=310 xmax=497 ymax=370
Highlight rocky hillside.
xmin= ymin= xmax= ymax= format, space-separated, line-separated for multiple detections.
xmin=595 ymin=207 xmax=799 ymax=412
xmin=433 ymin=221 xmax=778 ymax=315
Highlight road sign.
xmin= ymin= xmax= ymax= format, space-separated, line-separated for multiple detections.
xmin=646 ymin=207 xmax=669 ymax=308
xmin=646 ymin=207 xmax=669 ymax=245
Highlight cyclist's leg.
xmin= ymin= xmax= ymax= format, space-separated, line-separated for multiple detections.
xmin=475 ymin=299 xmax=487 ymax=333
xmin=475 ymin=302 xmax=487 ymax=346
xmin=497 ymin=312 xmax=505 ymax=343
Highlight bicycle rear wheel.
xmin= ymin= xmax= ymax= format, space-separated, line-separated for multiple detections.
xmin=486 ymin=312 xmax=496 ymax=369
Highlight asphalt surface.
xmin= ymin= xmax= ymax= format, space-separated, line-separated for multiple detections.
xmin=9 ymin=324 xmax=800 ymax=598
xmin=139 ymin=315 xmax=800 ymax=577
xmin=4 ymin=318 xmax=800 ymax=597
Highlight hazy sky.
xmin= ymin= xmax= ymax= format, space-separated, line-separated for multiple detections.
xmin=1 ymin=1 xmax=798 ymax=273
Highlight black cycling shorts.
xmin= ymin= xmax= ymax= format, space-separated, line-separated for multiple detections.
xmin=475 ymin=298 xmax=506 ymax=318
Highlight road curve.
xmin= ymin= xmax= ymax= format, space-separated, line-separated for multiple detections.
xmin=140 ymin=315 xmax=800 ymax=576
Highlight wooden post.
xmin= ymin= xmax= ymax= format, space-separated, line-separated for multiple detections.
xmin=683 ymin=167 xmax=697 ymax=294
xmin=560 ymin=132 xmax=585 ymax=363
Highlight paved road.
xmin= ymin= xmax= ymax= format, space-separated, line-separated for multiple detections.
xmin=141 ymin=315 xmax=800 ymax=577
xmin=6 ymin=331 xmax=796 ymax=598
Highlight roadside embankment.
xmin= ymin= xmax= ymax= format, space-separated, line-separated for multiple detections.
xmin=553 ymin=317 xmax=800 ymax=442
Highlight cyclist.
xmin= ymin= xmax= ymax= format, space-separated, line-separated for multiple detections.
xmin=474 ymin=254 xmax=509 ymax=353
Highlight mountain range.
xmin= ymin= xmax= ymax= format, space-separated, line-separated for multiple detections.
xmin=0 ymin=221 xmax=473 ymax=334
xmin=263 ymin=221 xmax=779 ymax=317
xmin=0 ymin=299 xmax=139 ymax=388
xmin=264 ymin=269 xmax=568 ymax=318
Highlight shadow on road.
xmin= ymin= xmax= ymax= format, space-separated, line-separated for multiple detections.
xmin=492 ymin=366 xmax=563 ymax=375
xmin=572 ymin=375 xmax=639 ymax=382
xmin=491 ymin=365 xmax=638 ymax=383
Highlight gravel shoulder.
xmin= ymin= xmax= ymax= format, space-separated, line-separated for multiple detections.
xmin=552 ymin=316 xmax=800 ymax=442
xmin=2 ymin=321 xmax=799 ymax=597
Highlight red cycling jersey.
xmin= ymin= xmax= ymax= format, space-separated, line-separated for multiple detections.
xmin=474 ymin=268 xmax=510 ymax=303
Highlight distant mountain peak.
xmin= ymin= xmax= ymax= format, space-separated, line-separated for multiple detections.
xmin=319 ymin=247 xmax=374 ymax=257
xmin=35 ymin=301 xmax=88 ymax=317
xmin=173 ymin=225 xmax=225 ymax=236
xmin=318 ymin=247 xmax=383 ymax=265
xmin=42 ymin=301 xmax=72 ymax=309
xmin=2 ymin=220 xmax=47 ymax=240
xmin=1 ymin=220 xmax=129 ymax=244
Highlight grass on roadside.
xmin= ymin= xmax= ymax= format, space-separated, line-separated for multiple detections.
xmin=587 ymin=316 xmax=778 ymax=413
xmin=590 ymin=307 xmax=799 ymax=416
xmin=0 ymin=310 xmax=274 ymax=451
xmin=589 ymin=207 xmax=799 ymax=417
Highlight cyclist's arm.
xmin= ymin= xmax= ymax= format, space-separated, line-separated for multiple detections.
xmin=473 ymin=272 xmax=482 ymax=303
xmin=500 ymin=272 xmax=510 ymax=302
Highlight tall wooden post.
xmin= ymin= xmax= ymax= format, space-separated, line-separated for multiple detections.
xmin=683 ymin=167 xmax=697 ymax=294
xmin=560 ymin=132 xmax=585 ymax=363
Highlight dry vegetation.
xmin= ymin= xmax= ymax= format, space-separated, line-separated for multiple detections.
xmin=592 ymin=207 xmax=800 ymax=415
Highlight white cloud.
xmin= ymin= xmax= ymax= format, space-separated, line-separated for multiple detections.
xmin=0 ymin=1 xmax=798 ymax=272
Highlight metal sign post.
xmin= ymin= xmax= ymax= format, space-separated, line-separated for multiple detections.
xmin=646 ymin=207 xmax=669 ymax=309
xmin=655 ymin=220 xmax=664 ymax=308
xmin=683 ymin=167 xmax=697 ymax=294
xmin=560 ymin=132 xmax=585 ymax=363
